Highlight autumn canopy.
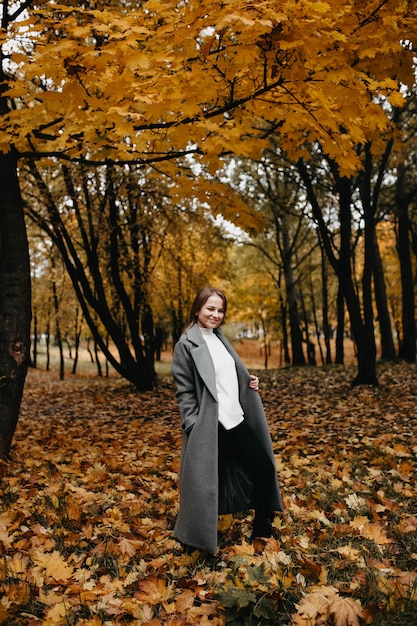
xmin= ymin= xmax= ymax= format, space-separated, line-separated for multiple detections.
xmin=3 ymin=0 xmax=416 ymax=176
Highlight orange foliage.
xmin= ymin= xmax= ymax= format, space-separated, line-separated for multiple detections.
xmin=1 ymin=1 xmax=416 ymax=179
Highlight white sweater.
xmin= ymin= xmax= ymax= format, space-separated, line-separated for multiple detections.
xmin=200 ymin=328 xmax=244 ymax=430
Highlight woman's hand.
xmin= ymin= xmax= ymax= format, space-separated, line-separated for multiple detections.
xmin=249 ymin=375 xmax=260 ymax=391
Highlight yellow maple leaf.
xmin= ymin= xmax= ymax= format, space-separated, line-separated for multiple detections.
xmin=328 ymin=593 xmax=364 ymax=626
xmin=134 ymin=575 xmax=175 ymax=605
xmin=184 ymin=603 xmax=222 ymax=623
xmin=6 ymin=581 xmax=30 ymax=606
xmin=292 ymin=589 xmax=329 ymax=624
xmin=31 ymin=549 xmax=74 ymax=582
xmin=292 ymin=586 xmax=364 ymax=626
xmin=337 ymin=545 xmax=361 ymax=562
xmin=349 ymin=515 xmax=369 ymax=530
xmin=218 ymin=514 xmax=233 ymax=532
xmin=6 ymin=553 xmax=30 ymax=577
xmin=0 ymin=527 xmax=15 ymax=549
xmin=38 ymin=587 xmax=65 ymax=608
xmin=43 ymin=602 xmax=67 ymax=625
xmin=121 ymin=597 xmax=154 ymax=620
xmin=399 ymin=460 xmax=414 ymax=476
xmin=65 ymin=495 xmax=81 ymax=522
xmin=361 ymin=523 xmax=393 ymax=545
xmin=175 ymin=589 xmax=195 ymax=613
xmin=118 ymin=536 xmax=142 ymax=557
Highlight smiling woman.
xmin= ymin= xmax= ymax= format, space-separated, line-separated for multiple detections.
xmin=195 ymin=293 xmax=225 ymax=329
xmin=171 ymin=285 xmax=284 ymax=553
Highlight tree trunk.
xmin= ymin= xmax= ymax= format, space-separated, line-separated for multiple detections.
xmin=336 ymin=174 xmax=375 ymax=382
xmin=320 ymin=240 xmax=332 ymax=364
xmin=171 ymin=261 xmax=184 ymax=345
xmin=339 ymin=176 xmax=377 ymax=386
xmin=335 ymin=283 xmax=344 ymax=364
xmin=360 ymin=164 xmax=377 ymax=382
xmin=46 ymin=318 xmax=51 ymax=371
xmin=361 ymin=139 xmax=396 ymax=362
xmin=32 ymin=309 xmax=38 ymax=368
xmin=51 ymin=254 xmax=65 ymax=380
xmin=259 ymin=315 xmax=269 ymax=369
xmin=396 ymin=166 xmax=416 ymax=362
xmin=279 ymin=294 xmax=291 ymax=365
xmin=373 ymin=232 xmax=396 ymax=359
xmin=298 ymin=286 xmax=310 ymax=359
xmin=298 ymin=160 xmax=378 ymax=384
xmin=309 ymin=272 xmax=325 ymax=366
xmin=86 ymin=336 xmax=94 ymax=363
xmin=0 ymin=150 xmax=31 ymax=458
xmin=72 ymin=308 xmax=81 ymax=375
xmin=282 ymin=229 xmax=306 ymax=366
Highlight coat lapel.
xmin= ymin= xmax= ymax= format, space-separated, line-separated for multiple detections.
xmin=186 ymin=324 xmax=218 ymax=401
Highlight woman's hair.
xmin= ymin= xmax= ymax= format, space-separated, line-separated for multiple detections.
xmin=184 ymin=286 xmax=227 ymax=330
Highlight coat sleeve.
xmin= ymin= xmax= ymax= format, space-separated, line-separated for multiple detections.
xmin=171 ymin=339 xmax=200 ymax=434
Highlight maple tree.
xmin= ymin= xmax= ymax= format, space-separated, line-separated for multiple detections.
xmin=297 ymin=154 xmax=381 ymax=386
xmin=5 ymin=0 xmax=415 ymax=167
xmin=22 ymin=159 xmax=233 ymax=381
xmin=24 ymin=160 xmax=168 ymax=390
xmin=224 ymin=144 xmax=405 ymax=375
xmin=226 ymin=252 xmax=281 ymax=369
xmin=1 ymin=0 xmax=416 ymax=456
xmin=0 ymin=0 xmax=32 ymax=459
xmin=391 ymin=90 xmax=417 ymax=363
xmin=227 ymin=155 xmax=322 ymax=366
xmin=151 ymin=202 xmax=231 ymax=345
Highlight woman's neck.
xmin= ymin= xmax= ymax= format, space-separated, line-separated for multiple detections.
xmin=200 ymin=326 xmax=214 ymax=334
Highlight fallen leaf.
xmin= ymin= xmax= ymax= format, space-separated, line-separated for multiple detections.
xmin=135 ymin=575 xmax=175 ymax=605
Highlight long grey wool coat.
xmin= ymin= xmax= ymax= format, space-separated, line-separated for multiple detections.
xmin=171 ymin=323 xmax=283 ymax=553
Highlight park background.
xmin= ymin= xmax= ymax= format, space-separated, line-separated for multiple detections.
xmin=1 ymin=0 xmax=417 ymax=624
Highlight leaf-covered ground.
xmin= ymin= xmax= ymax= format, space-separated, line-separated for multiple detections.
xmin=1 ymin=362 xmax=417 ymax=625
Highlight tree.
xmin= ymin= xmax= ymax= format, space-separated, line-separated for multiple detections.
xmin=298 ymin=157 xmax=383 ymax=386
xmin=1 ymin=0 xmax=416 ymax=455
xmin=0 ymin=148 xmax=31 ymax=458
xmin=227 ymin=244 xmax=281 ymax=368
xmin=0 ymin=2 xmax=32 ymax=458
xmin=297 ymin=111 xmax=414 ymax=381
xmin=395 ymin=161 xmax=416 ymax=362
xmin=227 ymin=156 xmax=311 ymax=365
xmin=392 ymin=92 xmax=417 ymax=363
xmin=152 ymin=201 xmax=232 ymax=345
xmin=24 ymin=160 xmax=186 ymax=389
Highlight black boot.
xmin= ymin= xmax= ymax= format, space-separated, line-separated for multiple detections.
xmin=251 ymin=513 xmax=277 ymax=540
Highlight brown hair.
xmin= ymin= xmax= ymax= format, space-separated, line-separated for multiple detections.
xmin=184 ymin=286 xmax=227 ymax=330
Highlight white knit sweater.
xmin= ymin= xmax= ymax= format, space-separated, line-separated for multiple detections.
xmin=200 ymin=328 xmax=244 ymax=430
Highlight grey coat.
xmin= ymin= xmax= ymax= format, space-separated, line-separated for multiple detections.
xmin=171 ymin=323 xmax=283 ymax=553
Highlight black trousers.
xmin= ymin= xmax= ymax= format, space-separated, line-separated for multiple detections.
xmin=218 ymin=420 xmax=275 ymax=521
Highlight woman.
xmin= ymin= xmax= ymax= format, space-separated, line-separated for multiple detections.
xmin=172 ymin=286 xmax=284 ymax=553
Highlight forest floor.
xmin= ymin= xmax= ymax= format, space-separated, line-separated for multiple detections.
xmin=1 ymin=357 xmax=417 ymax=625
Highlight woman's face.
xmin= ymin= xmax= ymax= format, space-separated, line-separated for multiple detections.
xmin=197 ymin=294 xmax=225 ymax=329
